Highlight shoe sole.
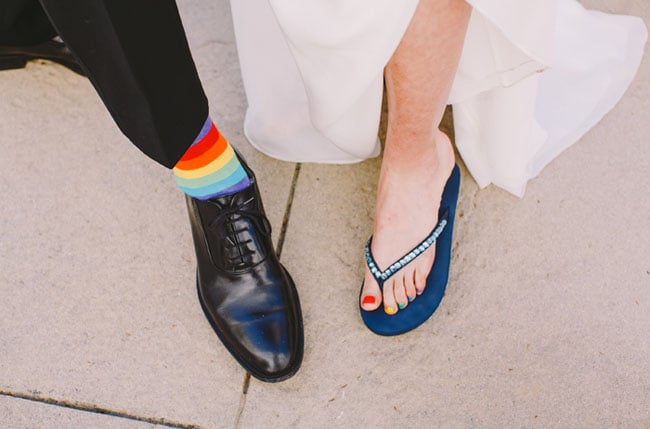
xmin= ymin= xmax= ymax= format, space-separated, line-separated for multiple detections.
xmin=0 ymin=54 xmax=85 ymax=75
xmin=196 ymin=267 xmax=304 ymax=383
xmin=360 ymin=164 xmax=461 ymax=336
xmin=0 ymin=55 xmax=28 ymax=71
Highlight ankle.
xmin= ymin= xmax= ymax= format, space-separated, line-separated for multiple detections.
xmin=173 ymin=116 xmax=252 ymax=200
xmin=432 ymin=129 xmax=455 ymax=172
xmin=382 ymin=129 xmax=454 ymax=176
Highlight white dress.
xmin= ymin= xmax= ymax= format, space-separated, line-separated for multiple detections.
xmin=230 ymin=0 xmax=647 ymax=196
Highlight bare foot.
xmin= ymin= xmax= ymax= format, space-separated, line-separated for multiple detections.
xmin=360 ymin=130 xmax=455 ymax=314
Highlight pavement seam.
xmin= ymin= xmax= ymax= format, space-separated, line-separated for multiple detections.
xmin=0 ymin=389 xmax=203 ymax=429
xmin=232 ymin=373 xmax=250 ymax=429
xmin=275 ymin=163 xmax=302 ymax=259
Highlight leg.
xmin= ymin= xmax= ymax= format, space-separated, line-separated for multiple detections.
xmin=39 ymin=0 xmax=207 ymax=167
xmin=36 ymin=0 xmax=303 ymax=381
xmin=361 ymin=0 xmax=471 ymax=314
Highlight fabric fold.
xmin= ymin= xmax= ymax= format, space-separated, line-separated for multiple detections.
xmin=231 ymin=0 xmax=647 ymax=196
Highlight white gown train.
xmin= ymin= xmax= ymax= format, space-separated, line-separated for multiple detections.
xmin=230 ymin=0 xmax=647 ymax=196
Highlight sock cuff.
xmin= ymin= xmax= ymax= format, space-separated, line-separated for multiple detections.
xmin=173 ymin=116 xmax=252 ymax=200
xmin=192 ymin=116 xmax=213 ymax=146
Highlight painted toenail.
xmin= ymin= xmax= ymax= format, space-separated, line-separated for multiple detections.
xmin=408 ymin=296 xmax=415 ymax=302
xmin=362 ymin=296 xmax=376 ymax=306
xmin=385 ymin=306 xmax=396 ymax=315
xmin=416 ymin=288 xmax=423 ymax=295
xmin=397 ymin=303 xmax=406 ymax=309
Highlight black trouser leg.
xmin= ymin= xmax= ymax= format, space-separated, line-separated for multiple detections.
xmin=39 ymin=0 xmax=208 ymax=168
xmin=0 ymin=0 xmax=56 ymax=46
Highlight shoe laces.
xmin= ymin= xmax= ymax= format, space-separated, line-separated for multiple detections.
xmin=207 ymin=196 xmax=272 ymax=268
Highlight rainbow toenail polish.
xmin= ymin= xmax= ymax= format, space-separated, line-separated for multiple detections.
xmin=385 ymin=306 xmax=396 ymax=315
xmin=416 ymin=288 xmax=423 ymax=295
xmin=362 ymin=296 xmax=376 ymax=306
xmin=398 ymin=303 xmax=406 ymax=310
xmin=408 ymin=296 xmax=415 ymax=302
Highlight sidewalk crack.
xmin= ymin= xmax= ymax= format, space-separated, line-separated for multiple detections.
xmin=0 ymin=389 xmax=202 ymax=428
xmin=233 ymin=373 xmax=250 ymax=429
xmin=275 ymin=163 xmax=301 ymax=259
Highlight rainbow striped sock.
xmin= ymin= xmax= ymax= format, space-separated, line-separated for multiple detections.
xmin=173 ymin=117 xmax=252 ymax=200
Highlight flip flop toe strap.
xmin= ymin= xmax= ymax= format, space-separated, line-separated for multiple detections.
xmin=365 ymin=208 xmax=449 ymax=288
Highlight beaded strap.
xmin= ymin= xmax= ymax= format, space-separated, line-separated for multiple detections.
xmin=365 ymin=208 xmax=449 ymax=287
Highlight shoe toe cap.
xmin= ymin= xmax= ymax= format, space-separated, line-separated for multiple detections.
xmin=236 ymin=309 xmax=303 ymax=381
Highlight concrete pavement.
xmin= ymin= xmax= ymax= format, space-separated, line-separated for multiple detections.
xmin=1 ymin=0 xmax=648 ymax=427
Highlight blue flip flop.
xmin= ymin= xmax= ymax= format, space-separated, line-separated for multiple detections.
xmin=360 ymin=164 xmax=461 ymax=336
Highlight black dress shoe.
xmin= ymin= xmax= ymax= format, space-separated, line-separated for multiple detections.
xmin=0 ymin=38 xmax=85 ymax=76
xmin=186 ymin=160 xmax=303 ymax=382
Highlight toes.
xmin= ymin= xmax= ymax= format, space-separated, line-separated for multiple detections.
xmin=360 ymin=270 xmax=382 ymax=311
xmin=382 ymin=278 xmax=398 ymax=316
xmin=365 ymin=233 xmax=439 ymax=314
xmin=404 ymin=270 xmax=417 ymax=303
xmin=393 ymin=274 xmax=409 ymax=311
xmin=414 ymin=253 xmax=433 ymax=295
xmin=414 ymin=266 xmax=427 ymax=295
